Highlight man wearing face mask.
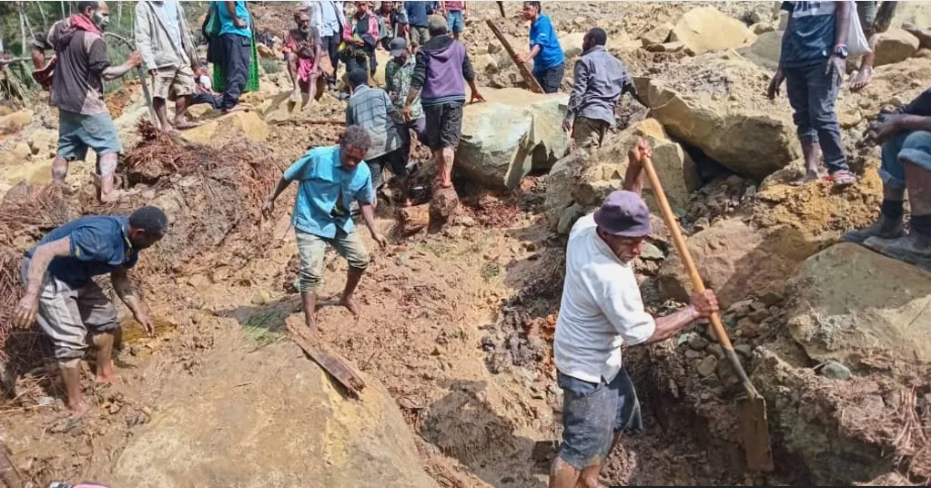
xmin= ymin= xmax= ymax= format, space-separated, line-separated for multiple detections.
xmin=550 ymin=138 xmax=719 ymax=488
xmin=15 ymin=207 xmax=168 ymax=417
xmin=47 ymin=1 xmax=142 ymax=203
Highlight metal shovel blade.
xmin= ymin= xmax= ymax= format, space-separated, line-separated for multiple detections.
xmin=740 ymin=395 xmax=774 ymax=472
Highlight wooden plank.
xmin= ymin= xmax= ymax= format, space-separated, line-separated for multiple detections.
xmin=270 ymin=118 xmax=347 ymax=127
xmin=0 ymin=440 xmax=22 ymax=488
xmin=288 ymin=321 xmax=365 ymax=399
xmin=485 ymin=19 xmax=545 ymax=94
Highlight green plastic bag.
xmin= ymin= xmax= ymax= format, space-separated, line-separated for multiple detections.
xmin=205 ymin=3 xmax=221 ymax=39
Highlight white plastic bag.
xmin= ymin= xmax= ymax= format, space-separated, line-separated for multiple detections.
xmin=848 ymin=1 xmax=872 ymax=57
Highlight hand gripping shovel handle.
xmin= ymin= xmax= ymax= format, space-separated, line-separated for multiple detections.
xmin=103 ymin=32 xmax=158 ymax=124
xmin=640 ymin=156 xmax=761 ymax=399
xmin=641 ymin=153 xmax=774 ymax=471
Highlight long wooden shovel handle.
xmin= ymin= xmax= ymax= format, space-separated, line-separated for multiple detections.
xmin=641 ymin=155 xmax=762 ymax=400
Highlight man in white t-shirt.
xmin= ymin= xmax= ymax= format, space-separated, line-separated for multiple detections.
xmin=550 ymin=138 xmax=719 ymax=488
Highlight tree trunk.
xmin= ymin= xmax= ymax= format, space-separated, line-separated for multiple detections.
xmin=20 ymin=5 xmax=28 ymax=57
xmin=37 ymin=1 xmax=48 ymax=30
xmin=118 ymin=1 xmax=123 ymax=29
xmin=396 ymin=204 xmax=430 ymax=235
xmin=61 ymin=1 xmax=66 ymax=18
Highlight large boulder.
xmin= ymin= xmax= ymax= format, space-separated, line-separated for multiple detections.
xmin=669 ymin=7 xmax=755 ymax=55
xmin=635 ymin=52 xmax=800 ymax=181
xmin=873 ymin=28 xmax=920 ymax=66
xmin=641 ymin=22 xmax=674 ymax=47
xmin=182 ymin=111 xmax=270 ymax=147
xmin=740 ymin=30 xmax=783 ymax=70
xmin=111 ymin=341 xmax=438 ymax=488
xmin=457 ymin=88 xmax=569 ymax=190
xmin=561 ymin=32 xmax=588 ymax=58
xmin=787 ymin=243 xmax=931 ymax=373
xmin=657 ymin=218 xmax=809 ymax=308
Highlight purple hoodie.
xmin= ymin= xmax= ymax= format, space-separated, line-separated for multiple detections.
xmin=411 ymin=35 xmax=475 ymax=106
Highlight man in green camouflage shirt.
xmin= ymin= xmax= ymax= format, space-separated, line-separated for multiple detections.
xmin=385 ymin=37 xmax=426 ymax=170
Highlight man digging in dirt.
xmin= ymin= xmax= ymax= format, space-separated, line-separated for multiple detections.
xmin=550 ymin=139 xmax=719 ymax=488
xmin=768 ymin=1 xmax=857 ymax=188
xmin=844 ymin=88 xmax=931 ymax=269
xmin=135 ymin=1 xmax=202 ymax=136
xmin=564 ymin=28 xmax=637 ymax=150
xmin=14 ymin=207 xmax=168 ymax=416
xmin=262 ymin=126 xmax=389 ymax=333
xmin=520 ymin=1 xmax=565 ymax=95
xmin=48 ymin=1 xmax=143 ymax=203
xmin=404 ymin=15 xmax=484 ymax=190
xmin=284 ymin=8 xmax=325 ymax=109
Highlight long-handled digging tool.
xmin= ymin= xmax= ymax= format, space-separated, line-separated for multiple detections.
xmin=642 ymin=154 xmax=774 ymax=472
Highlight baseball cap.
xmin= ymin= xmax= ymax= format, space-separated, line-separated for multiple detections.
xmin=389 ymin=37 xmax=407 ymax=57
xmin=593 ymin=191 xmax=652 ymax=237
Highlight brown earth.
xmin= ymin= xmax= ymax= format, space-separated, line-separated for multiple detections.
xmin=2 ymin=1 xmax=931 ymax=487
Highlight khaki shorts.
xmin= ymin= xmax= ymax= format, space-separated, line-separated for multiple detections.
xmin=23 ymin=259 xmax=119 ymax=360
xmin=153 ymin=64 xmax=197 ymax=101
xmin=574 ymin=117 xmax=610 ymax=150
xmin=294 ymin=229 xmax=370 ymax=293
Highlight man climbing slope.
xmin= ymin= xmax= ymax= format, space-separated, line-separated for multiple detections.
xmin=550 ymin=139 xmax=719 ymax=488
xmin=263 ymin=126 xmax=389 ymax=334
xmin=47 ymin=1 xmax=142 ymax=203
xmin=15 ymin=207 xmax=168 ymax=416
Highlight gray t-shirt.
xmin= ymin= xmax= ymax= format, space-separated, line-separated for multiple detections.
xmin=48 ymin=20 xmax=110 ymax=115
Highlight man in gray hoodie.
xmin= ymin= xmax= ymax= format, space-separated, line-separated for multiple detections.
xmin=403 ymin=15 xmax=483 ymax=189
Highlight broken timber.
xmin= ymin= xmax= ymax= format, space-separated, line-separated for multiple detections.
xmin=288 ymin=321 xmax=366 ymax=398
xmin=396 ymin=204 xmax=429 ymax=235
xmin=486 ymin=19 xmax=545 ymax=94
xmin=271 ymin=118 xmax=346 ymax=127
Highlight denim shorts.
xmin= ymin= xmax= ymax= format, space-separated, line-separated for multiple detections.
xmin=447 ymin=11 xmax=464 ymax=33
xmin=57 ymin=110 xmax=122 ymax=163
xmin=557 ymin=369 xmax=643 ymax=470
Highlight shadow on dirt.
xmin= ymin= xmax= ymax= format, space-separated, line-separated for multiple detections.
xmin=422 ymin=379 xmax=550 ymax=488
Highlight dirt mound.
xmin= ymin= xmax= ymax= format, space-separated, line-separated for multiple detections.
xmin=110 ymin=340 xmax=438 ymax=488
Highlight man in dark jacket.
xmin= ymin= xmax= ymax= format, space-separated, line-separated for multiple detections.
xmin=403 ymin=15 xmax=483 ymax=189
xmin=844 ymin=89 xmax=931 ymax=269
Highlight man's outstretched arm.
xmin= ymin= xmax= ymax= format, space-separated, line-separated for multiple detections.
xmin=111 ymin=267 xmax=154 ymax=335
xmin=15 ymin=237 xmax=72 ymax=328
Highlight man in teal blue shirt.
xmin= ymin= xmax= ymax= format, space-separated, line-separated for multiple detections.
xmin=263 ymin=126 xmax=388 ymax=333
xmin=520 ymin=1 xmax=564 ymax=94
xmin=214 ymin=1 xmax=252 ymax=111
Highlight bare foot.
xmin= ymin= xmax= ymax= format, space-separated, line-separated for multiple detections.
xmin=339 ymin=296 xmax=360 ymax=317
xmin=789 ymin=170 xmax=821 ymax=187
xmin=67 ymin=399 xmax=91 ymax=417
xmin=221 ymin=104 xmax=253 ymax=114
xmin=173 ymin=118 xmax=202 ymax=130
xmin=305 ymin=317 xmax=320 ymax=334
xmin=95 ymin=367 xmax=121 ymax=386
xmin=850 ymin=66 xmax=873 ymax=92
xmin=98 ymin=189 xmax=123 ymax=204
xmin=163 ymin=127 xmax=183 ymax=137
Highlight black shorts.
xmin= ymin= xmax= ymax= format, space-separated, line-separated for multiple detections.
xmin=534 ymin=65 xmax=565 ymax=94
xmin=366 ymin=147 xmax=407 ymax=190
xmin=424 ymin=102 xmax=464 ymax=151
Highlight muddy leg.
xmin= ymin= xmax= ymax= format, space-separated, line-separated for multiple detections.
xmin=339 ymin=267 xmax=364 ymax=317
xmin=795 ymin=140 xmax=821 ymax=185
xmin=98 ymin=153 xmax=121 ymax=203
xmin=51 ymin=156 xmax=70 ymax=183
xmin=300 ymin=291 xmax=319 ymax=333
xmin=92 ymin=330 xmax=118 ymax=385
xmin=550 ymin=458 xmax=582 ymax=488
xmin=173 ymin=95 xmax=200 ymax=130
xmin=59 ymin=358 xmax=90 ymax=416
xmin=435 ymin=147 xmax=455 ymax=188
xmin=153 ymin=96 xmax=172 ymax=131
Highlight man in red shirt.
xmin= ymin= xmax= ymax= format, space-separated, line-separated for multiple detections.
xmin=442 ymin=1 xmax=466 ymax=40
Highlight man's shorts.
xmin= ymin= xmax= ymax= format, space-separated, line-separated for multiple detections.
xmin=534 ymin=64 xmax=565 ymax=94
xmin=153 ymin=64 xmax=197 ymax=101
xmin=858 ymin=1 xmax=877 ymax=32
xmin=57 ymin=110 xmax=122 ymax=165
xmin=410 ymin=26 xmax=430 ymax=47
xmin=367 ymin=147 xmax=408 ymax=190
xmin=447 ymin=11 xmax=464 ymax=34
xmin=23 ymin=259 xmax=119 ymax=360
xmin=424 ymin=102 xmax=464 ymax=151
xmin=294 ymin=229 xmax=370 ymax=293
xmin=557 ymin=369 xmax=643 ymax=470
xmin=573 ymin=116 xmax=610 ymax=150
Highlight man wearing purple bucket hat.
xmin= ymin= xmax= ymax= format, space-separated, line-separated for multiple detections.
xmin=550 ymin=138 xmax=720 ymax=488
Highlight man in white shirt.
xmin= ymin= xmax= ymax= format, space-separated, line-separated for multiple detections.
xmin=550 ymin=139 xmax=719 ymax=488
xmin=306 ymin=1 xmax=346 ymax=88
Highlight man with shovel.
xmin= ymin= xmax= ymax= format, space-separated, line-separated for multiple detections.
xmin=550 ymin=138 xmax=719 ymax=488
